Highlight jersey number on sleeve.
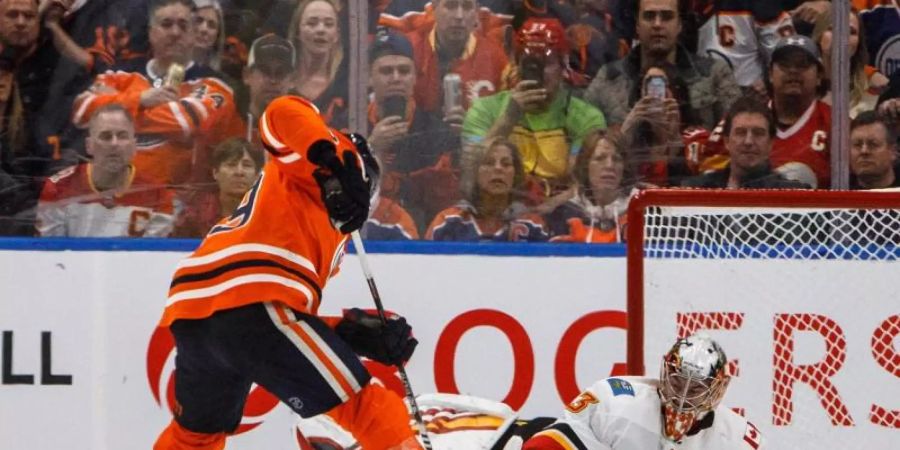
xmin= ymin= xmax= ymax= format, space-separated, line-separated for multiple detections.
xmin=208 ymin=173 xmax=263 ymax=235
xmin=566 ymin=391 xmax=599 ymax=413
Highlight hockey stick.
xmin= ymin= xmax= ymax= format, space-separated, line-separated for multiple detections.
xmin=350 ymin=231 xmax=434 ymax=450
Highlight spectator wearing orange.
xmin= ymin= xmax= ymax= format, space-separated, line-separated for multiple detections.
xmin=405 ymin=0 xmax=510 ymax=115
xmin=71 ymin=0 xmax=242 ymax=187
xmin=287 ymin=0 xmax=348 ymax=128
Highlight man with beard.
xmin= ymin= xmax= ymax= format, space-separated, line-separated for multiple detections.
xmin=71 ymin=0 xmax=242 ymax=188
xmin=697 ymin=35 xmax=833 ymax=189
xmin=36 ymin=104 xmax=175 ymax=237
xmin=584 ymin=0 xmax=740 ymax=132
xmin=682 ymin=96 xmax=809 ymax=189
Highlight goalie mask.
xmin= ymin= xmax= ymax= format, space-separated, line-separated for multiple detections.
xmin=658 ymin=334 xmax=730 ymax=442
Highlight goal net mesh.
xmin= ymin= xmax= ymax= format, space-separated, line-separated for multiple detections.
xmin=631 ymin=191 xmax=900 ymax=450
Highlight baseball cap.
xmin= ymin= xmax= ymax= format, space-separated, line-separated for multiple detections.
xmin=771 ymin=35 xmax=822 ymax=67
xmin=517 ymin=18 xmax=569 ymax=58
xmin=247 ymin=34 xmax=296 ymax=69
xmin=369 ymin=29 xmax=414 ymax=63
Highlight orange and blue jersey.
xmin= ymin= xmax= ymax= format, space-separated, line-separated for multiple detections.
xmin=426 ymin=202 xmax=548 ymax=242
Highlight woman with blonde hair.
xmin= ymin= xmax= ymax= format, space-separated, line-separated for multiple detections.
xmin=812 ymin=7 xmax=889 ymax=118
xmin=546 ymin=129 xmax=640 ymax=243
xmin=287 ymin=0 xmax=348 ymax=127
xmin=426 ymin=138 xmax=548 ymax=242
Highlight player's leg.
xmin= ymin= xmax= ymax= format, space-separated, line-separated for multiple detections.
xmin=231 ymin=301 xmax=417 ymax=450
xmin=154 ymin=318 xmax=252 ymax=450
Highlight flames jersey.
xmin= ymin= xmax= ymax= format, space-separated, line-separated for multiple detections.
xmin=71 ymin=59 xmax=242 ymax=186
xmin=160 ymin=96 xmax=361 ymax=327
xmin=696 ymin=1 xmax=795 ymax=87
xmin=524 ymin=377 xmax=763 ymax=450
xmin=36 ymin=163 xmax=174 ymax=237
xmin=692 ymin=101 xmax=831 ymax=188
xmin=407 ymin=28 xmax=510 ymax=113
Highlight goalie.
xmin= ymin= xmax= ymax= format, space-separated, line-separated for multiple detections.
xmin=522 ymin=334 xmax=763 ymax=450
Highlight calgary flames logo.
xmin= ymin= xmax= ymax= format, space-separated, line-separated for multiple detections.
xmin=145 ymin=326 xmax=281 ymax=434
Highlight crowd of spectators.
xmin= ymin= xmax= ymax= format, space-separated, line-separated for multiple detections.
xmin=2 ymin=0 xmax=900 ymax=242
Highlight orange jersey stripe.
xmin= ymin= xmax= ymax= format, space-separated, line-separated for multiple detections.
xmin=272 ymin=304 xmax=358 ymax=399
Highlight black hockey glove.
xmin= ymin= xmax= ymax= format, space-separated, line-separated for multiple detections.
xmin=309 ymin=140 xmax=371 ymax=234
xmin=335 ymin=308 xmax=418 ymax=366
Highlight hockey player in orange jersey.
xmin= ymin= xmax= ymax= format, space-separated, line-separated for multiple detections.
xmin=154 ymin=95 xmax=422 ymax=450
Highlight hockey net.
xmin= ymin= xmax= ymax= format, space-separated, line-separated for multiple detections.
xmin=626 ymin=189 xmax=900 ymax=450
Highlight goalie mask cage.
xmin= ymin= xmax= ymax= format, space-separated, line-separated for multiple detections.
xmin=625 ymin=189 xmax=900 ymax=450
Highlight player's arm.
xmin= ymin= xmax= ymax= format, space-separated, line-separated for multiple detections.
xmin=260 ymin=96 xmax=378 ymax=233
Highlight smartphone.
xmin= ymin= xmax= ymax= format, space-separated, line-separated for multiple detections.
xmin=519 ymin=55 xmax=544 ymax=86
xmin=382 ymin=95 xmax=407 ymax=121
xmin=443 ymin=73 xmax=462 ymax=115
xmin=644 ymin=75 xmax=667 ymax=99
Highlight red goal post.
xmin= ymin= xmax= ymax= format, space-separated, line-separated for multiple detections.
xmin=625 ymin=189 xmax=900 ymax=449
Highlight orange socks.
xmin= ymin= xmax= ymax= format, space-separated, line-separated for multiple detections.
xmin=325 ymin=383 xmax=415 ymax=450
xmin=153 ymin=420 xmax=226 ymax=450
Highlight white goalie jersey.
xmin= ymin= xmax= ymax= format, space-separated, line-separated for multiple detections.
xmin=523 ymin=377 xmax=763 ymax=450
xmin=696 ymin=1 xmax=794 ymax=87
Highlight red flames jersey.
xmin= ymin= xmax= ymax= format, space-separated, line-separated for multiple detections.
xmin=36 ymin=163 xmax=175 ymax=237
xmin=692 ymin=101 xmax=831 ymax=188
xmin=161 ymin=96 xmax=362 ymax=327
xmin=408 ymin=28 xmax=510 ymax=113
xmin=769 ymin=100 xmax=831 ymax=189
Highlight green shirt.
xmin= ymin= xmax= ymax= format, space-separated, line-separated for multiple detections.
xmin=462 ymin=89 xmax=607 ymax=179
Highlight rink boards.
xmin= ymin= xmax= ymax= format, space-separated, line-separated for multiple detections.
xmin=0 ymin=241 xmax=897 ymax=449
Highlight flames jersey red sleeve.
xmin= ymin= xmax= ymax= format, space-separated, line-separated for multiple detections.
xmin=162 ymin=96 xmax=354 ymax=327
